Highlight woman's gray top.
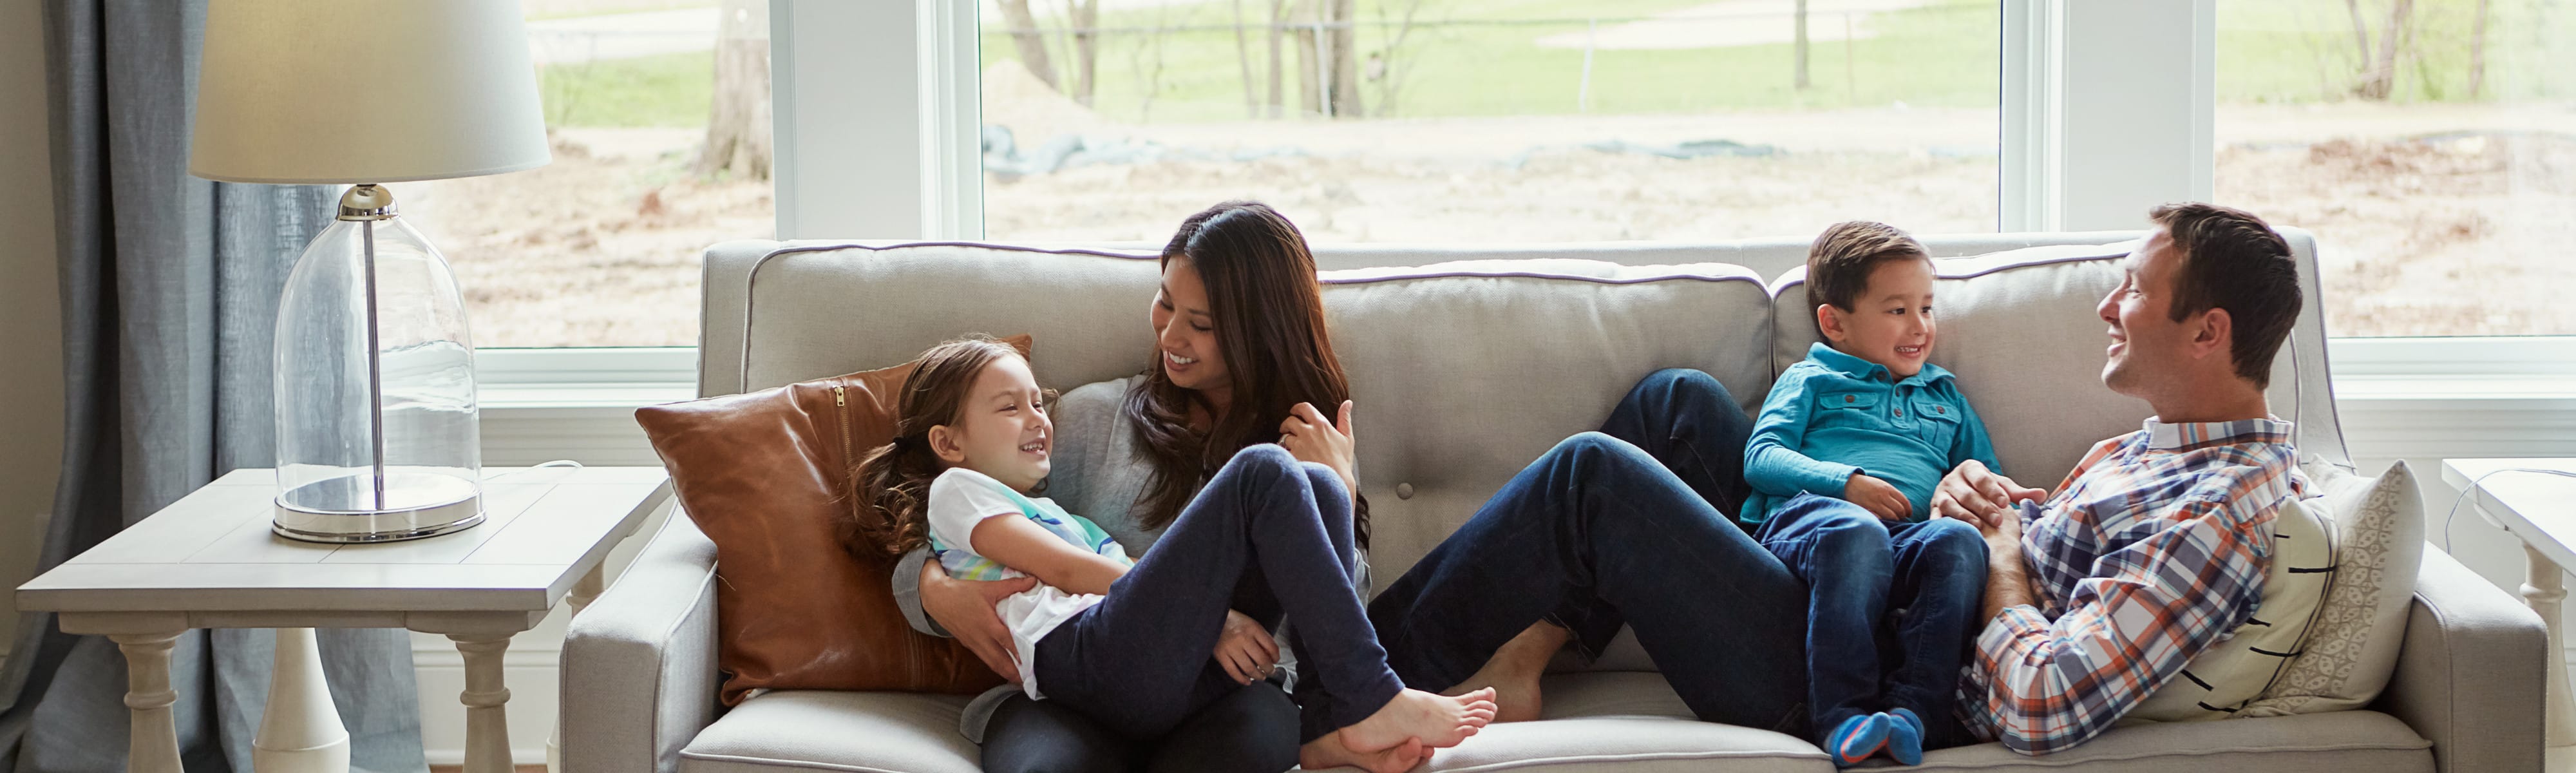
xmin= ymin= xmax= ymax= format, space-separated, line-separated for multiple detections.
xmin=886 ymin=375 xmax=1368 ymax=740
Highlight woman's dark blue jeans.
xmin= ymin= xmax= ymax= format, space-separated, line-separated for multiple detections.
xmin=1367 ymin=368 xmax=1815 ymax=736
xmin=1032 ymin=444 xmax=1401 ymax=745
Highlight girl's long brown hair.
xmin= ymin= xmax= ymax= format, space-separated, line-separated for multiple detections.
xmin=845 ymin=336 xmax=1025 ymax=559
xmin=1121 ymin=201 xmax=1368 ymax=546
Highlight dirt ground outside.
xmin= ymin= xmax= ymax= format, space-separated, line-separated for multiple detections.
xmin=442 ymin=1 xmax=2576 ymax=347
xmin=413 ymin=100 xmax=2574 ymax=347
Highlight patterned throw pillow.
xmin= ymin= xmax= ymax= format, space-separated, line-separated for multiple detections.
xmin=2125 ymin=493 xmax=2336 ymax=724
xmin=2240 ymin=461 xmax=2427 ymax=716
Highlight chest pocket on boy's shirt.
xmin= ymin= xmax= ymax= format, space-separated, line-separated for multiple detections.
xmin=1812 ymin=390 xmax=1882 ymax=432
xmin=1911 ymin=399 xmax=1962 ymax=454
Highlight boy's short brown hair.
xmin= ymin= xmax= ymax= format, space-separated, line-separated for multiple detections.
xmin=1806 ymin=221 xmax=1931 ymax=332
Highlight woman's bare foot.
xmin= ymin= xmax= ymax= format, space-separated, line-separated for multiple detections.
xmin=1300 ymin=735 xmax=1432 ymax=773
xmin=1443 ymin=621 xmax=1567 ymax=723
xmin=1340 ymin=688 xmax=1496 ymax=754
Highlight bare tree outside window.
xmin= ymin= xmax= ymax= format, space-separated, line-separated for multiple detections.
xmin=381 ymin=0 xmax=2572 ymax=347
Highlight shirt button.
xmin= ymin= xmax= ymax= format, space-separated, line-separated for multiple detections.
xmin=1938 ymin=406 xmax=1948 ymax=414
xmin=1895 ymin=410 xmax=1904 ymax=417
xmin=1396 ymin=482 xmax=1416 ymax=500
xmin=1844 ymin=395 xmax=1856 ymax=403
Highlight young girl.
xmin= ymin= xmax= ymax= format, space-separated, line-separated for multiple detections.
xmin=849 ymin=336 xmax=1495 ymax=769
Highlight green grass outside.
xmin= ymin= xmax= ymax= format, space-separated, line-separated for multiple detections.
xmin=533 ymin=0 xmax=2575 ymax=129
xmin=540 ymin=50 xmax=715 ymax=128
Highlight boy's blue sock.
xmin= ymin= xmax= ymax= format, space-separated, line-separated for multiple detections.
xmin=1826 ymin=713 xmax=1891 ymax=768
xmin=1885 ymin=709 xmax=1926 ymax=766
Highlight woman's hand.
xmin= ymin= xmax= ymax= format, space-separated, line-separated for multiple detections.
xmin=919 ymin=560 xmax=1037 ymax=684
xmin=1280 ymin=400 xmax=1359 ymax=496
xmin=1213 ymin=609 xmax=1281 ymax=685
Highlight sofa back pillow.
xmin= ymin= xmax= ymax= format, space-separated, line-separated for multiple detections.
xmin=634 ymin=335 xmax=1032 ymax=704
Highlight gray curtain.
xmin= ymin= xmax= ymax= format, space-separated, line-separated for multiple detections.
xmin=0 ymin=1 xmax=430 ymax=772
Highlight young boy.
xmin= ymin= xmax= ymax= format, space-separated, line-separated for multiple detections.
xmin=1743 ymin=222 xmax=1999 ymax=767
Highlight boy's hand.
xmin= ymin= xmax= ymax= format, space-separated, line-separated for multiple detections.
xmin=1844 ymin=472 xmax=1911 ymax=521
xmin=1213 ymin=609 xmax=1281 ymax=685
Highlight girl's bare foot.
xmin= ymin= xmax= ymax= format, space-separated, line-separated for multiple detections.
xmin=1300 ymin=735 xmax=1432 ymax=773
xmin=1340 ymin=687 xmax=1497 ymax=754
xmin=1443 ymin=621 xmax=1566 ymax=723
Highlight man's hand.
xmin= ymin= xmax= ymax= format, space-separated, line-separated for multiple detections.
xmin=1844 ymin=472 xmax=1912 ymax=521
xmin=1975 ymin=501 xmax=2040 ymax=623
xmin=1213 ymin=609 xmax=1282 ymax=685
xmin=1933 ymin=459 xmax=2048 ymax=527
xmin=919 ymin=560 xmax=1037 ymax=684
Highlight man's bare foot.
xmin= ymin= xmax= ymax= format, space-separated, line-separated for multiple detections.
xmin=1300 ymin=735 xmax=1432 ymax=773
xmin=1443 ymin=622 xmax=1566 ymax=723
xmin=1340 ymin=688 xmax=1496 ymax=754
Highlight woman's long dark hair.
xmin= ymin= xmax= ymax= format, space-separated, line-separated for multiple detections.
xmin=1121 ymin=201 xmax=1368 ymax=546
xmin=845 ymin=336 xmax=1025 ymax=559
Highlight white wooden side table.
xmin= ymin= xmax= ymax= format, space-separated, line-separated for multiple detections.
xmin=2442 ymin=457 xmax=2576 ymax=758
xmin=14 ymin=466 xmax=673 ymax=773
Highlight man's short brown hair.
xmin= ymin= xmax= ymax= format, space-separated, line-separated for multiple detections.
xmin=1806 ymin=221 xmax=1931 ymax=332
xmin=2150 ymin=202 xmax=2302 ymax=389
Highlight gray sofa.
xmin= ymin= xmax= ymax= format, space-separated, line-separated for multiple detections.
xmin=565 ymin=232 xmax=2545 ymax=773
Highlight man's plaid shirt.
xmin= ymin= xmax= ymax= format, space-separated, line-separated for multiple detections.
xmin=1958 ymin=417 xmax=2305 ymax=754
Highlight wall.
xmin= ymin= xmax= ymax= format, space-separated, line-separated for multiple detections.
xmin=0 ymin=0 xmax=68 ymax=667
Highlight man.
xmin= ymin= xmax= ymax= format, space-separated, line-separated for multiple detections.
xmin=1352 ymin=202 xmax=2309 ymax=763
xmin=1929 ymin=202 xmax=2309 ymax=754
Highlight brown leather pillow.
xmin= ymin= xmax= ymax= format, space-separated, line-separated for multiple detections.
xmin=633 ymin=335 xmax=1031 ymax=703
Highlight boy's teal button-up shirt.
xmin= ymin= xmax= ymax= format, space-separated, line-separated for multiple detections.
xmin=1739 ymin=342 xmax=2002 ymax=528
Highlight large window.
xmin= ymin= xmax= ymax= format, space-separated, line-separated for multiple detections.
xmin=399 ymin=0 xmax=775 ymax=348
xmin=2216 ymin=0 xmax=2575 ymax=338
xmin=975 ymin=0 xmax=2003 ymax=243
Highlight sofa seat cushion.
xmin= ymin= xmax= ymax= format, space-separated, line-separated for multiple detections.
xmin=1359 ymin=673 xmax=2426 ymax=773
xmin=678 ymin=691 xmax=978 ymax=773
xmin=676 ymin=676 xmax=2430 ymax=773
xmin=1911 ymin=710 xmax=2430 ymax=772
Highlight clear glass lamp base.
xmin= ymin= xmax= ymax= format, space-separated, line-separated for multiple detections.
xmin=272 ymin=472 xmax=484 ymax=543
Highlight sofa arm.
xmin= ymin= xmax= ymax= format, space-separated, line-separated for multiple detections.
xmin=2376 ymin=548 xmax=2548 ymax=773
xmin=563 ymin=510 xmax=724 ymax=773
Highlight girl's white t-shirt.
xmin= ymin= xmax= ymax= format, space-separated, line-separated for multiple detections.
xmin=925 ymin=467 xmax=1132 ymax=700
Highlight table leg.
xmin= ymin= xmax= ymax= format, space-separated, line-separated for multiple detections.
xmin=547 ymin=566 xmax=607 ymax=773
xmin=2520 ymin=544 xmax=2576 ymax=747
xmin=254 ymin=627 xmax=350 ymax=773
xmin=450 ymin=632 xmax=516 ymax=773
xmin=109 ymin=631 xmax=184 ymax=773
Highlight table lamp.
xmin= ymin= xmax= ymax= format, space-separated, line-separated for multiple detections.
xmin=190 ymin=0 xmax=550 ymax=542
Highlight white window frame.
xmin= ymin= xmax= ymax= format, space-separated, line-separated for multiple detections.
xmin=475 ymin=0 xmax=2576 ymax=467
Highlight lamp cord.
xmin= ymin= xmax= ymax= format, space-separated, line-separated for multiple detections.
xmin=2440 ymin=468 xmax=2576 ymax=553
xmin=486 ymin=460 xmax=584 ymax=481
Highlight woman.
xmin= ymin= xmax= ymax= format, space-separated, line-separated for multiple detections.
xmin=893 ymin=201 xmax=1417 ymax=773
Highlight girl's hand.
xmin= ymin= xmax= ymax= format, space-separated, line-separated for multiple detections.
xmin=1280 ymin=401 xmax=1359 ymax=495
xmin=1213 ymin=609 xmax=1281 ymax=685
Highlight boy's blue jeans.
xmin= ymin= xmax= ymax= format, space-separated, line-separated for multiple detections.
xmin=1756 ymin=493 xmax=1988 ymax=743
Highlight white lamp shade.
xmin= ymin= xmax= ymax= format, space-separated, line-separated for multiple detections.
xmin=191 ymin=0 xmax=551 ymax=184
